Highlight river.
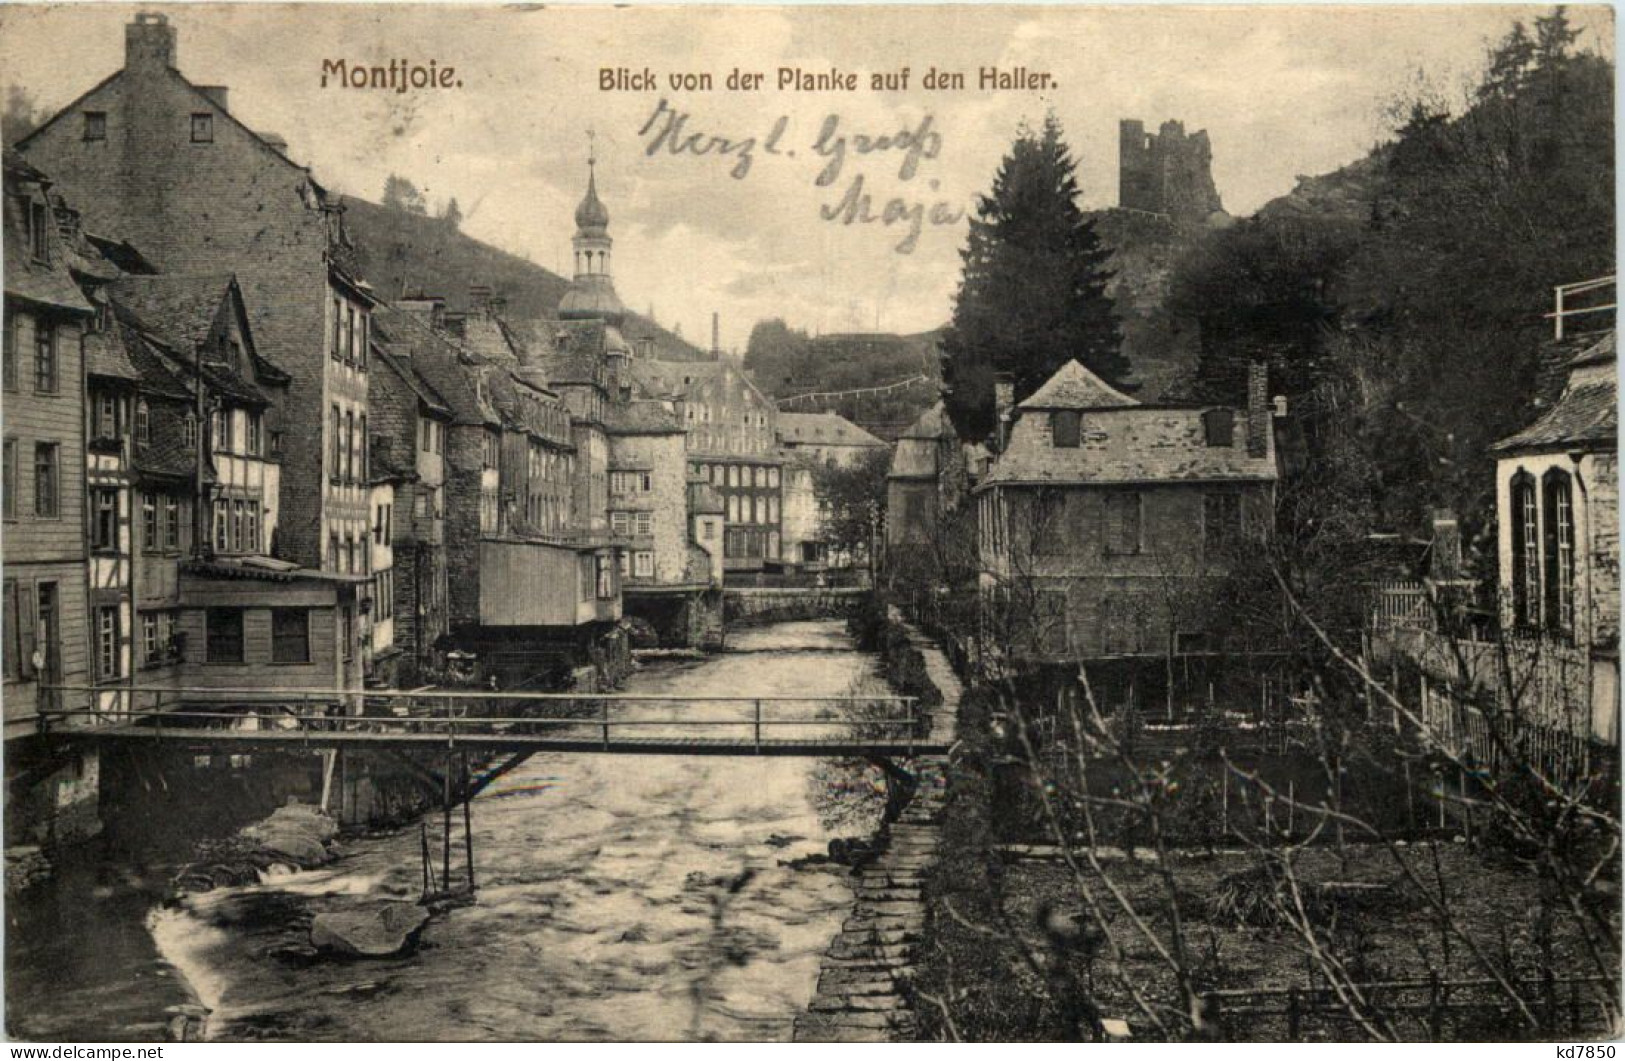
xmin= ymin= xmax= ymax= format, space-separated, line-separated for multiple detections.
xmin=5 ymin=620 xmax=889 ymax=1042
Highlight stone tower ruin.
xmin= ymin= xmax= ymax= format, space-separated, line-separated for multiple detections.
xmin=1118 ymin=119 xmax=1225 ymax=223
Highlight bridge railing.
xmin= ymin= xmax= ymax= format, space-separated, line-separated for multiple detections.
xmin=36 ymin=686 xmax=925 ymax=753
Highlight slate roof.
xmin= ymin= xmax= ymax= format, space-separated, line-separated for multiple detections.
xmin=778 ymin=412 xmax=885 ymax=448
xmin=3 ymin=151 xmax=95 ymax=314
xmin=371 ymin=305 xmax=496 ymax=427
xmin=84 ymin=325 xmax=140 ymax=382
xmin=1493 ymin=334 xmax=1617 ymax=454
xmin=603 ymin=398 xmax=683 ymax=436
xmin=898 ymin=402 xmax=953 ymax=441
xmin=630 ymin=358 xmax=721 ymax=399
xmin=511 ymin=318 xmax=610 ymax=387
xmin=1019 ymin=360 xmax=1139 ymax=411
xmin=373 ymin=345 xmax=453 ymax=419
xmin=109 ymin=274 xmax=233 ymax=352
xmin=135 ymin=429 xmax=201 ymax=481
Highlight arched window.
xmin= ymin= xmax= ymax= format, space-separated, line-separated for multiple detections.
xmin=1543 ymin=468 xmax=1576 ymax=634
xmin=1510 ymin=471 xmax=1539 ymax=628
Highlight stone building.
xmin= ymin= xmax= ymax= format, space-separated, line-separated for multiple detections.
xmin=19 ymin=13 xmax=379 ymax=576
xmin=1118 ymin=119 xmax=1225 ymax=223
xmin=777 ymin=411 xmax=886 ymax=469
xmin=1490 ymin=332 xmax=1618 ymax=746
xmin=975 ymin=359 xmax=1278 ymax=711
xmin=886 ymin=402 xmax=970 ymax=550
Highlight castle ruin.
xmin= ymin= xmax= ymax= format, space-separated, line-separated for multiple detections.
xmin=1118 ymin=119 xmax=1225 ymax=223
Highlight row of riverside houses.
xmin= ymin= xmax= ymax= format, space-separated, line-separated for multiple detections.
xmin=3 ymin=11 xmax=819 ymax=844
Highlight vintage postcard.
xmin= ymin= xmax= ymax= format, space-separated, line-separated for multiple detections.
xmin=0 ymin=1 xmax=1617 ymax=1046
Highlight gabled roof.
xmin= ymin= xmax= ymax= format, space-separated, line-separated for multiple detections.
xmin=3 ymin=150 xmax=96 ymax=314
xmin=371 ymin=304 xmax=497 ymax=427
xmin=84 ymin=326 xmax=140 ymax=382
xmin=108 ymin=273 xmax=288 ymax=384
xmin=510 ymin=318 xmax=610 ymax=388
xmin=373 ymin=344 xmax=453 ymax=420
xmin=107 ymin=285 xmax=273 ymax=407
xmin=778 ymin=411 xmax=885 ymax=448
xmin=1493 ymin=333 xmax=1617 ymax=454
xmin=898 ymin=402 xmax=954 ymax=441
xmin=1019 ymin=360 xmax=1139 ymax=411
xmin=631 ymin=358 xmax=721 ymax=399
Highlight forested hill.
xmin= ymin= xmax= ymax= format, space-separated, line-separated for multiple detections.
xmin=745 ymin=324 xmax=943 ymax=441
xmin=340 ymin=196 xmax=708 ymax=361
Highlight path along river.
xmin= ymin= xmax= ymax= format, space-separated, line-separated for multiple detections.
xmin=6 ymin=620 xmax=892 ymax=1042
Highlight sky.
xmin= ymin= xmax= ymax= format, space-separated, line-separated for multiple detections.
xmin=0 ymin=3 xmax=1613 ymax=350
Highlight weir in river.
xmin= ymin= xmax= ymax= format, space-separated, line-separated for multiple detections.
xmin=6 ymin=620 xmax=896 ymax=1042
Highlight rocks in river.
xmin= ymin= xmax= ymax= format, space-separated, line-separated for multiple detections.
xmin=310 ymin=902 xmax=431 ymax=959
xmin=164 ymin=1004 xmax=210 ymax=1042
xmin=172 ymin=803 xmax=340 ymax=897
xmin=5 ymin=845 xmax=51 ymax=895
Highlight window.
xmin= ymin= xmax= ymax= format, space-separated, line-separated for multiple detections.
xmin=767 ymin=497 xmax=779 ymax=524
xmin=94 ymin=394 xmax=119 ymax=440
xmin=634 ymin=551 xmax=654 ymax=577
xmin=341 ymin=606 xmax=354 ymax=662
xmin=245 ymin=411 xmax=262 ymax=456
xmin=136 ymin=400 xmax=150 ymax=445
xmin=434 ymin=422 xmax=444 ymax=455
xmin=728 ymin=466 xmax=739 ymax=488
xmin=1204 ymin=493 xmax=1241 ymax=554
xmin=1511 ymin=472 xmax=1539 ymax=628
xmin=328 ymin=532 xmax=340 ymax=571
xmin=331 ymin=405 xmax=342 ymax=481
xmin=1052 ymin=411 xmax=1081 ymax=448
xmin=2 ymin=440 xmax=14 ymax=520
xmin=142 ymin=493 xmax=158 ymax=552
xmin=768 ymin=467 xmax=779 ymax=488
xmin=96 ymin=607 xmax=120 ymax=682
xmin=164 ymin=497 xmax=181 ymax=550
xmin=182 ymin=414 xmax=197 ymax=449
xmin=1544 ymin=470 xmax=1576 ymax=634
xmin=1202 ymin=408 xmax=1235 ymax=448
xmin=141 ymin=612 xmax=160 ymax=666
xmin=702 ymin=520 xmax=716 ymax=541
xmin=190 ymin=113 xmax=213 ymax=143
xmin=611 ymin=510 xmax=630 ymax=536
xmin=213 ymin=500 xmax=230 ymax=553
xmin=596 ymin=554 xmax=614 ymax=599
xmin=91 ymin=488 xmax=119 ymax=551
xmin=331 ymin=299 xmax=343 ymax=360
xmin=727 ymin=495 xmax=740 ymax=523
xmin=1104 ymin=492 xmax=1143 ymax=556
xmin=29 ymin=201 xmax=49 ymax=262
xmin=3 ymin=314 xmax=22 ymax=391
xmin=83 ymin=111 xmax=107 ymax=141
xmin=357 ymin=314 xmax=369 ymax=370
xmin=205 ymin=609 xmax=244 ymax=662
xmin=271 ymin=609 xmax=311 ymax=664
xmin=414 ymin=491 xmax=428 ymax=519
xmin=213 ymin=410 xmax=229 ymax=453
xmin=421 ymin=418 xmax=432 ymax=453
xmin=359 ymin=414 xmax=368 ymax=481
xmin=633 ymin=511 xmax=653 ymax=537
xmin=34 ymin=321 xmax=56 ymax=394
xmin=33 ymin=443 xmax=58 ymax=518
xmin=345 ymin=306 xmax=356 ymax=363
xmin=4 ymin=581 xmax=34 ymax=681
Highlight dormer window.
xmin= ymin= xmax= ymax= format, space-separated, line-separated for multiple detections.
xmin=1202 ymin=408 xmax=1235 ymax=448
xmin=28 ymin=201 xmax=49 ymax=262
xmin=1051 ymin=410 xmax=1081 ymax=448
xmin=190 ymin=113 xmax=214 ymax=143
xmin=83 ymin=112 xmax=107 ymax=142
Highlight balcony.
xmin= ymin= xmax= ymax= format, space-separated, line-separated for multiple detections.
xmin=479 ymin=539 xmax=619 ymax=627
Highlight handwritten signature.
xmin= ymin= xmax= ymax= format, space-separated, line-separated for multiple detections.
xmin=636 ymin=98 xmax=964 ymax=254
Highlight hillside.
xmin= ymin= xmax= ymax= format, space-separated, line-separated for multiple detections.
xmin=339 ymin=196 xmax=707 ymax=361
xmin=746 ymin=325 xmax=943 ymax=441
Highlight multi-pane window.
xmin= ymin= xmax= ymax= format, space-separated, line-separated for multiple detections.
xmin=271 ymin=609 xmax=311 ymax=664
xmin=1544 ymin=470 xmax=1576 ymax=635
xmin=2 ymin=439 xmax=15 ymax=520
xmin=1511 ymin=474 xmax=1539 ymax=629
xmin=91 ymin=488 xmax=119 ymax=551
xmin=96 ymin=607 xmax=120 ymax=681
xmin=331 ymin=299 xmax=343 ymax=360
xmin=1203 ymin=493 xmax=1242 ymax=554
xmin=359 ymin=415 xmax=368 ymax=482
xmin=212 ymin=410 xmax=229 ymax=453
xmin=3 ymin=314 xmax=22 ymax=391
xmin=214 ymin=499 xmax=230 ymax=553
xmin=344 ymin=411 xmax=355 ymax=482
xmin=164 ymin=497 xmax=181 ymax=550
xmin=331 ymin=406 xmax=342 ymax=481
xmin=634 ymin=551 xmax=653 ymax=577
xmin=29 ymin=201 xmax=49 ymax=262
xmin=142 ymin=493 xmax=158 ymax=551
xmin=245 ymin=411 xmax=262 ymax=456
xmin=34 ymin=321 xmax=56 ymax=394
xmin=182 ymin=414 xmax=198 ymax=449
xmin=205 ymin=608 xmax=244 ymax=663
xmin=83 ymin=111 xmax=107 ymax=141
xmin=136 ymin=400 xmax=150 ymax=445
xmin=141 ymin=612 xmax=160 ymax=666
xmin=421 ymin=419 xmax=432 ymax=452
xmin=33 ymin=443 xmax=58 ymax=518
xmin=1104 ymin=492 xmax=1143 ymax=556
xmin=190 ymin=113 xmax=213 ymax=143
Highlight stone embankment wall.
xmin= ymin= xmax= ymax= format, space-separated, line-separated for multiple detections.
xmin=793 ymin=613 xmax=960 ymax=1042
xmin=724 ymin=587 xmax=866 ymax=626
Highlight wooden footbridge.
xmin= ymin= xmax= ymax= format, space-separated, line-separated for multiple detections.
xmin=37 ymin=685 xmax=944 ymax=758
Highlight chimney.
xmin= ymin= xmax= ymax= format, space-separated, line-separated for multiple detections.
xmin=262 ymin=133 xmax=288 ymax=155
xmin=1430 ymin=509 xmax=1462 ymax=582
xmin=993 ymin=371 xmax=1015 ymax=450
xmin=196 ymin=85 xmax=229 ymax=112
xmin=469 ymin=285 xmax=493 ymax=311
xmin=711 ymin=312 xmax=720 ymax=356
xmin=1246 ymin=362 xmax=1269 ymax=458
xmin=126 ymin=13 xmax=176 ymax=72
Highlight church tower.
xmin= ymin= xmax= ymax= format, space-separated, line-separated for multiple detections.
xmin=559 ymin=139 xmax=627 ymax=327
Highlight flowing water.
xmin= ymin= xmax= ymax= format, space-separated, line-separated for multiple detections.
xmin=6 ymin=620 xmax=889 ymax=1042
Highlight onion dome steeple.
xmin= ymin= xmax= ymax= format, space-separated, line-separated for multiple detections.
xmin=560 ymin=131 xmax=626 ymax=326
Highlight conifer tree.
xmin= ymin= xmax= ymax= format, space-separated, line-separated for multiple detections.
xmin=940 ymin=114 xmax=1125 ymax=443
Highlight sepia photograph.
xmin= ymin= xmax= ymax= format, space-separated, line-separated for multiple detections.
xmin=0 ymin=1 xmax=1617 ymax=1045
